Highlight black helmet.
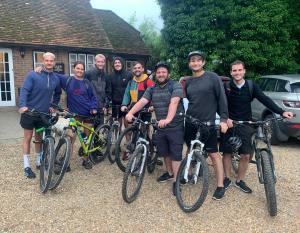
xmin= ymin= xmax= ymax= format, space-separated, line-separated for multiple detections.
xmin=228 ymin=136 xmax=242 ymax=151
xmin=154 ymin=61 xmax=170 ymax=72
xmin=187 ymin=51 xmax=206 ymax=61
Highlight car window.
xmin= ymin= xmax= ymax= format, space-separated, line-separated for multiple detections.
xmin=275 ymin=79 xmax=290 ymax=92
xmin=290 ymin=82 xmax=300 ymax=93
xmin=256 ymin=78 xmax=267 ymax=90
xmin=263 ymin=79 xmax=277 ymax=92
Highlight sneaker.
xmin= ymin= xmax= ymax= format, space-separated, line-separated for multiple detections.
xmin=24 ymin=167 xmax=36 ymax=179
xmin=157 ymin=172 xmax=174 ymax=183
xmin=235 ymin=180 xmax=252 ymax=193
xmin=82 ymin=160 xmax=93 ymax=170
xmin=224 ymin=177 xmax=232 ymax=190
xmin=212 ymin=187 xmax=225 ymax=200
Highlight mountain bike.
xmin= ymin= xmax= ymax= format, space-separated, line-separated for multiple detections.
xmin=174 ymin=113 xmax=213 ymax=213
xmin=122 ymin=117 xmax=158 ymax=203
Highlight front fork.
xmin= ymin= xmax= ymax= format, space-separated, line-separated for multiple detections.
xmin=131 ymin=139 xmax=148 ymax=175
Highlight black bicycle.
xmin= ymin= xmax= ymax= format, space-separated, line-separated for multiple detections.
xmin=122 ymin=117 xmax=158 ymax=203
xmin=230 ymin=116 xmax=291 ymax=217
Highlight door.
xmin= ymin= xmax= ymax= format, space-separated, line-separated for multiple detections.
xmin=0 ymin=48 xmax=15 ymax=106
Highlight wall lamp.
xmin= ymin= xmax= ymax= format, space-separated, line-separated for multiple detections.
xmin=19 ymin=47 xmax=25 ymax=58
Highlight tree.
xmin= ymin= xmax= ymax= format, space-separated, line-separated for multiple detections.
xmin=158 ymin=0 xmax=300 ymax=79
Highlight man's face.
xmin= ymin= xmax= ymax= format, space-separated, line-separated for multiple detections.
xmin=132 ymin=63 xmax=144 ymax=77
xmin=95 ymin=57 xmax=106 ymax=70
xmin=74 ymin=64 xmax=85 ymax=78
xmin=155 ymin=67 xmax=168 ymax=83
xmin=230 ymin=64 xmax=246 ymax=82
xmin=114 ymin=60 xmax=122 ymax=71
xmin=188 ymin=56 xmax=205 ymax=72
xmin=43 ymin=55 xmax=55 ymax=70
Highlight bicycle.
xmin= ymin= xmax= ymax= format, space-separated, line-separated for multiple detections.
xmin=122 ymin=117 xmax=158 ymax=203
xmin=229 ymin=116 xmax=291 ymax=217
xmin=174 ymin=113 xmax=214 ymax=213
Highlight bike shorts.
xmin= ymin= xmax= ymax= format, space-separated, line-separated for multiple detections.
xmin=20 ymin=113 xmax=47 ymax=130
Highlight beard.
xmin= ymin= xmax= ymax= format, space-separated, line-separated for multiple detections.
xmin=156 ymin=77 xmax=169 ymax=85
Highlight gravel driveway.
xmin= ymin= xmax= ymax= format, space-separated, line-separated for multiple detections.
xmin=0 ymin=139 xmax=299 ymax=233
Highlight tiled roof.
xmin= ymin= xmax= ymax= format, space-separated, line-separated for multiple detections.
xmin=0 ymin=0 xmax=113 ymax=50
xmin=94 ymin=9 xmax=150 ymax=56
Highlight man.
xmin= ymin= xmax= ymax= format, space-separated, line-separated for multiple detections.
xmin=109 ymin=57 xmax=132 ymax=129
xmin=121 ymin=61 xmax=154 ymax=122
xmin=126 ymin=61 xmax=184 ymax=195
xmin=221 ymin=60 xmax=294 ymax=193
xmin=19 ymin=52 xmax=61 ymax=178
xmin=180 ymin=51 xmax=229 ymax=200
xmin=85 ymin=54 xmax=111 ymax=125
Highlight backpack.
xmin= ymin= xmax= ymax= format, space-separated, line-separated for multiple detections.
xmin=224 ymin=79 xmax=254 ymax=100
xmin=65 ymin=76 xmax=91 ymax=106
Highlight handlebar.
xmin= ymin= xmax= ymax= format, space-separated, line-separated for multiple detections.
xmin=132 ymin=116 xmax=158 ymax=129
xmin=179 ymin=112 xmax=216 ymax=127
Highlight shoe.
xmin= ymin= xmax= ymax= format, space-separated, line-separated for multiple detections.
xmin=157 ymin=172 xmax=174 ymax=183
xmin=224 ymin=177 xmax=232 ymax=190
xmin=212 ymin=187 xmax=225 ymax=200
xmin=235 ymin=180 xmax=252 ymax=193
xmin=82 ymin=160 xmax=93 ymax=170
xmin=24 ymin=167 xmax=36 ymax=179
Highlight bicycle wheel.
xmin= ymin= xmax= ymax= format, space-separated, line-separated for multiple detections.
xmin=261 ymin=150 xmax=277 ymax=216
xmin=122 ymin=145 xmax=146 ymax=203
xmin=40 ymin=137 xmax=55 ymax=193
xmin=48 ymin=136 xmax=71 ymax=190
xmin=175 ymin=151 xmax=209 ymax=213
xmin=89 ymin=124 xmax=110 ymax=164
xmin=115 ymin=126 xmax=139 ymax=172
xmin=106 ymin=124 xmax=119 ymax=164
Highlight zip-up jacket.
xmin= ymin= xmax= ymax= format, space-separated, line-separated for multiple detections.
xmin=19 ymin=70 xmax=61 ymax=113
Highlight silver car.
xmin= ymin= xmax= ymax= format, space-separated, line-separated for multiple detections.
xmin=251 ymin=74 xmax=300 ymax=144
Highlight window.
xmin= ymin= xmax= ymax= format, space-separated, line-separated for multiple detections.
xmin=68 ymin=53 xmax=94 ymax=76
xmin=275 ymin=79 xmax=289 ymax=92
xmin=263 ymin=78 xmax=277 ymax=92
xmin=291 ymin=82 xmax=300 ymax=93
xmin=33 ymin=51 xmax=44 ymax=68
xmin=256 ymin=78 xmax=267 ymax=89
xmin=126 ymin=60 xmax=137 ymax=71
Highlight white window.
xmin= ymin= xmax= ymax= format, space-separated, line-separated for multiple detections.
xmin=33 ymin=51 xmax=44 ymax=68
xmin=126 ymin=60 xmax=137 ymax=71
xmin=69 ymin=53 xmax=95 ymax=76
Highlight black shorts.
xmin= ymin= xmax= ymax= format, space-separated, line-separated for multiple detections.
xmin=184 ymin=122 xmax=218 ymax=153
xmin=154 ymin=126 xmax=184 ymax=161
xmin=20 ymin=113 xmax=48 ymax=130
xmin=112 ymin=105 xmax=126 ymax=119
xmin=219 ymin=125 xmax=255 ymax=155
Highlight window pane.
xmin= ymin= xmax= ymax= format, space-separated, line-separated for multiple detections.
xmin=78 ymin=54 xmax=86 ymax=63
xmin=291 ymin=82 xmax=300 ymax=93
xmin=4 ymin=53 xmax=8 ymax=62
xmin=264 ymin=79 xmax=277 ymax=92
xmin=0 ymin=73 xmax=4 ymax=81
xmin=1 ymin=92 xmax=6 ymax=101
xmin=1 ymin=82 xmax=5 ymax=91
xmin=6 ymin=82 xmax=10 ymax=91
xmin=6 ymin=92 xmax=11 ymax=101
xmin=0 ymin=63 xmax=3 ymax=73
xmin=276 ymin=80 xmax=289 ymax=92
xmin=5 ymin=73 xmax=10 ymax=82
xmin=35 ymin=52 xmax=44 ymax=63
xmin=5 ymin=62 xmax=9 ymax=72
xmin=87 ymin=55 xmax=94 ymax=64
xmin=0 ymin=53 xmax=3 ymax=63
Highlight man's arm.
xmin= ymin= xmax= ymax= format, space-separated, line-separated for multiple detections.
xmin=126 ymin=98 xmax=149 ymax=122
xmin=19 ymin=72 xmax=34 ymax=110
xmin=158 ymin=97 xmax=180 ymax=128
xmin=215 ymin=77 xmax=229 ymax=122
xmin=52 ymin=79 xmax=62 ymax=105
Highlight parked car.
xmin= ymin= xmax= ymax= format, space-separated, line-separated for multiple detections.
xmin=251 ymin=74 xmax=300 ymax=144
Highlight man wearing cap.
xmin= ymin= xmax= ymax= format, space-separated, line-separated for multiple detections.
xmin=180 ymin=51 xmax=229 ymax=200
xmin=126 ymin=62 xmax=184 ymax=196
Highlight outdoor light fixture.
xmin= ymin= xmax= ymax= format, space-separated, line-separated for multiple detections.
xmin=19 ymin=47 xmax=25 ymax=58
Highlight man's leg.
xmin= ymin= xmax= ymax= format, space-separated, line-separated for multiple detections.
xmin=222 ymin=153 xmax=232 ymax=178
xmin=34 ymin=131 xmax=43 ymax=168
xmin=23 ymin=129 xmax=36 ymax=178
xmin=234 ymin=154 xmax=252 ymax=193
xmin=209 ymin=152 xmax=224 ymax=187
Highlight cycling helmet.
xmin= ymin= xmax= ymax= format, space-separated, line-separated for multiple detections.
xmin=228 ymin=136 xmax=242 ymax=151
xmin=187 ymin=51 xmax=206 ymax=61
xmin=154 ymin=61 xmax=170 ymax=72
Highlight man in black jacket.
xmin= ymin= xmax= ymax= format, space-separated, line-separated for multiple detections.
xmin=221 ymin=60 xmax=294 ymax=194
xmin=109 ymin=56 xmax=132 ymax=128
xmin=85 ymin=54 xmax=111 ymax=125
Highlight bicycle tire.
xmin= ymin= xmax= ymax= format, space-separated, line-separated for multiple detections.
xmin=122 ymin=146 xmax=146 ymax=203
xmin=40 ymin=137 xmax=55 ymax=193
xmin=89 ymin=124 xmax=110 ymax=164
xmin=48 ymin=136 xmax=71 ymax=190
xmin=175 ymin=151 xmax=209 ymax=213
xmin=115 ymin=126 xmax=139 ymax=172
xmin=261 ymin=150 xmax=277 ymax=216
xmin=107 ymin=124 xmax=119 ymax=164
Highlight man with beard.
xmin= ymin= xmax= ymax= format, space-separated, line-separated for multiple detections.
xmin=180 ymin=51 xmax=229 ymax=200
xmin=125 ymin=61 xmax=184 ymax=195
xmin=109 ymin=57 xmax=132 ymax=129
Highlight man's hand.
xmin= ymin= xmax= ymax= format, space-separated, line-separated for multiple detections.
xmin=148 ymin=106 xmax=154 ymax=112
xmin=125 ymin=112 xmax=134 ymax=122
xmin=158 ymin=119 xmax=170 ymax=128
xmin=91 ymin=109 xmax=97 ymax=115
xmin=19 ymin=107 xmax=28 ymax=114
xmin=102 ymin=107 xmax=107 ymax=115
xmin=282 ymin=111 xmax=294 ymax=119
xmin=121 ymin=106 xmax=128 ymax=112
xmin=34 ymin=66 xmax=43 ymax=73
xmin=49 ymin=107 xmax=55 ymax=113
xmin=227 ymin=118 xmax=233 ymax=128
xmin=220 ymin=122 xmax=228 ymax=134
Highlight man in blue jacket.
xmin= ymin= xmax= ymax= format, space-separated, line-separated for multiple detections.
xmin=19 ymin=52 xmax=61 ymax=178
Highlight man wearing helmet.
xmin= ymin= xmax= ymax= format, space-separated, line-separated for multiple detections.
xmin=180 ymin=51 xmax=229 ymax=200
xmin=220 ymin=60 xmax=293 ymax=194
xmin=126 ymin=61 xmax=184 ymax=196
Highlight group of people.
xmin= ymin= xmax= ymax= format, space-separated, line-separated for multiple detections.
xmin=19 ymin=51 xmax=294 ymax=200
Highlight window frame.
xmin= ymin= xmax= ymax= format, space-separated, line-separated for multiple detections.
xmin=68 ymin=53 xmax=95 ymax=76
xmin=33 ymin=51 xmax=45 ymax=69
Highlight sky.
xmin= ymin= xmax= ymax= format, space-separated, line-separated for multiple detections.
xmin=90 ymin=0 xmax=163 ymax=31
